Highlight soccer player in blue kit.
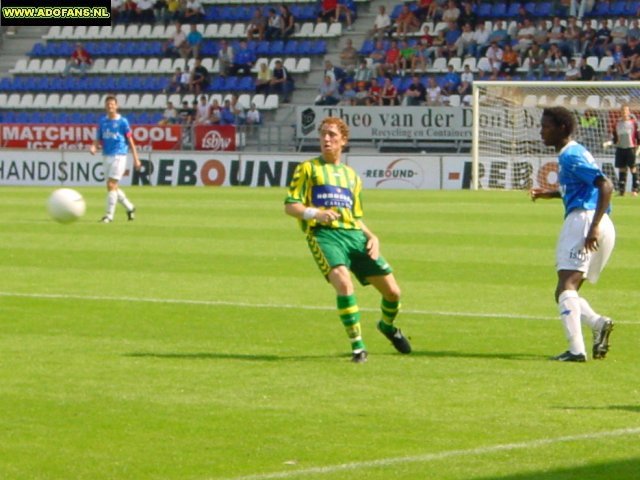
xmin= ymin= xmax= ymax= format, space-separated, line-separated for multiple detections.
xmin=530 ymin=106 xmax=616 ymax=362
xmin=90 ymin=95 xmax=141 ymax=223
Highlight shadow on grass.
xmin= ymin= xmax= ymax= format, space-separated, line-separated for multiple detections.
xmin=407 ymin=350 xmax=548 ymax=361
xmin=472 ymin=458 xmax=640 ymax=480
xmin=124 ymin=352 xmax=345 ymax=362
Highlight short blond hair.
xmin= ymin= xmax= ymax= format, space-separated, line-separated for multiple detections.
xmin=319 ymin=116 xmax=349 ymax=142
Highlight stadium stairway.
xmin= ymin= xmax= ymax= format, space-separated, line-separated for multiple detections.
xmin=0 ymin=26 xmax=48 ymax=79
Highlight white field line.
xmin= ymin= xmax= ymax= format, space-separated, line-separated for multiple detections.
xmin=219 ymin=427 xmax=640 ymax=480
xmin=1 ymin=291 xmax=638 ymax=324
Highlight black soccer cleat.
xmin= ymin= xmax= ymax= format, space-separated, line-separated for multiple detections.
xmin=351 ymin=350 xmax=368 ymax=363
xmin=127 ymin=207 xmax=136 ymax=221
xmin=551 ymin=350 xmax=586 ymax=362
xmin=377 ymin=321 xmax=412 ymax=354
xmin=99 ymin=216 xmax=112 ymax=223
xmin=592 ymin=317 xmax=614 ymax=360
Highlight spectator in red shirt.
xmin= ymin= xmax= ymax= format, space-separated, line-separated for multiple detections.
xmin=366 ymin=77 xmax=381 ymax=106
xmin=380 ymin=76 xmax=398 ymax=106
xmin=62 ymin=42 xmax=93 ymax=77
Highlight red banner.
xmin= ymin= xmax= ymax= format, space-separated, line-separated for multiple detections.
xmin=0 ymin=124 xmax=182 ymax=151
xmin=193 ymin=125 xmax=236 ymax=151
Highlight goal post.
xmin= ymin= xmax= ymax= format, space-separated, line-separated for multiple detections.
xmin=471 ymin=80 xmax=640 ymax=191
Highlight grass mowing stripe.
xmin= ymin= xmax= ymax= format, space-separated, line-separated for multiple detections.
xmin=221 ymin=427 xmax=640 ymax=480
xmin=2 ymin=291 xmax=639 ymax=325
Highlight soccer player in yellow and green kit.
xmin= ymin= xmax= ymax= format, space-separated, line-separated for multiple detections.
xmin=284 ymin=116 xmax=411 ymax=363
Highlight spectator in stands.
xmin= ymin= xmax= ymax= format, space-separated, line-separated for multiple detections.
xmin=193 ymin=95 xmax=210 ymax=125
xmin=230 ymin=94 xmax=247 ymax=124
xmin=265 ymin=7 xmax=283 ymax=40
xmin=62 ymin=42 xmax=93 ymax=78
xmin=280 ymin=5 xmax=296 ymax=38
xmin=526 ymin=42 xmax=546 ymax=79
xmin=217 ymin=39 xmax=234 ymax=76
xmin=336 ymin=0 xmax=356 ymax=31
xmin=472 ymin=21 xmax=490 ymax=58
xmin=380 ymin=76 xmax=398 ymax=106
xmin=564 ymin=58 xmax=581 ymax=80
xmin=247 ymin=7 xmax=266 ymax=41
xmin=220 ymin=99 xmax=237 ymax=125
xmin=628 ymin=56 xmax=640 ymax=80
xmin=426 ymin=30 xmax=446 ymax=61
xmin=610 ymin=44 xmax=630 ymax=78
xmin=352 ymin=59 xmax=373 ymax=89
xmin=444 ymin=21 xmax=462 ymax=59
xmin=323 ymin=59 xmax=347 ymax=86
xmin=189 ymin=57 xmax=210 ymax=94
xmin=119 ymin=0 xmax=137 ymax=24
xmin=368 ymin=39 xmax=386 ymax=75
xmin=579 ymin=55 xmax=596 ymax=80
xmin=185 ymin=23 xmax=203 ymax=61
xmin=231 ymin=40 xmax=256 ymax=76
xmin=394 ymin=5 xmax=420 ymax=38
xmin=487 ymin=20 xmax=509 ymax=48
xmin=484 ymin=41 xmax=503 ymax=77
xmin=455 ymin=22 xmax=476 ymax=58
xmin=366 ymin=77 xmax=381 ymax=106
xmin=403 ymin=75 xmax=426 ymax=106
xmin=419 ymin=23 xmax=434 ymax=47
xmin=354 ymin=83 xmax=369 ymax=105
xmin=164 ymin=67 xmax=185 ymax=93
xmin=163 ymin=22 xmax=189 ymax=64
xmin=246 ymin=103 xmax=261 ymax=126
xmin=441 ymin=64 xmax=460 ymax=96
xmin=441 ymin=0 xmax=460 ymax=24
xmin=111 ymin=0 xmax=124 ymax=24
xmin=339 ymin=38 xmax=358 ymax=74
xmin=411 ymin=43 xmax=431 ymax=73
xmin=579 ymin=21 xmax=597 ymax=56
xmin=611 ymin=17 xmax=628 ymax=48
xmin=159 ymin=101 xmax=178 ymax=125
xmin=458 ymin=64 xmax=473 ymax=98
xmin=398 ymin=40 xmax=416 ymax=76
xmin=317 ymin=0 xmax=338 ymax=24
xmin=381 ymin=40 xmax=401 ymax=76
xmin=457 ymin=2 xmax=476 ymax=30
xmin=548 ymin=16 xmax=567 ymax=54
xmin=339 ymin=82 xmax=357 ymax=105
xmin=183 ymin=0 xmax=205 ymax=24
xmin=500 ymin=44 xmax=519 ymax=78
xmin=134 ymin=0 xmax=156 ymax=23
xmin=592 ymin=19 xmax=612 ymax=57
xmin=255 ymin=62 xmax=272 ymax=95
xmin=513 ymin=18 xmax=535 ymax=55
xmin=533 ymin=19 xmax=550 ymax=51
xmin=316 ymin=75 xmax=341 ymax=105
xmin=177 ymin=100 xmax=193 ymax=125
xmin=208 ymin=98 xmax=221 ymax=125
xmin=162 ymin=0 xmax=183 ymax=27
xmin=544 ymin=44 xmax=567 ymax=78
xmin=270 ymin=59 xmax=293 ymax=103
xmin=628 ymin=19 xmax=640 ymax=42
xmin=425 ymin=76 xmax=443 ymax=106
xmin=563 ymin=16 xmax=581 ymax=57
xmin=368 ymin=5 xmax=392 ymax=39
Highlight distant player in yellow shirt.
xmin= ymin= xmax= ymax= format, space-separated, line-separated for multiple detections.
xmin=284 ymin=116 xmax=411 ymax=363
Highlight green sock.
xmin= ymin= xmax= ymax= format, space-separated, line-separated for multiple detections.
xmin=337 ymin=295 xmax=365 ymax=352
xmin=379 ymin=298 xmax=400 ymax=334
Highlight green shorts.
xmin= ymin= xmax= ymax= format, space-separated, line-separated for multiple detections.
xmin=306 ymin=227 xmax=393 ymax=286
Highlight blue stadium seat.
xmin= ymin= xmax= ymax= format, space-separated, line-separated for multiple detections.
xmin=300 ymin=5 xmax=317 ymax=21
xmin=492 ymin=2 xmax=507 ymax=17
xmin=239 ymin=76 xmax=255 ymax=91
xmin=256 ymin=41 xmax=270 ymax=56
xmin=284 ymin=40 xmax=299 ymax=56
xmin=297 ymin=40 xmax=313 ymax=56
xmin=590 ymin=1 xmax=610 ymax=16
xmin=41 ymin=111 xmax=58 ymax=123
xmin=205 ymin=6 xmax=220 ymax=22
xmin=535 ymin=2 xmax=553 ymax=17
xmin=311 ymin=40 xmax=327 ymax=55
xmin=210 ymin=76 xmax=226 ymax=91
xmin=30 ymin=42 xmax=46 ymax=56
xmin=223 ymin=76 xmax=240 ymax=91
xmin=524 ymin=2 xmax=537 ymax=16
xmin=269 ymin=40 xmax=284 ymax=56
xmin=2 ymin=111 xmax=17 ymax=123
xmin=390 ymin=4 xmax=403 ymax=20
xmin=625 ymin=1 xmax=640 ymax=15
xmin=477 ymin=3 xmax=492 ymax=17
xmin=359 ymin=39 xmax=374 ymax=55
xmin=610 ymin=1 xmax=626 ymax=15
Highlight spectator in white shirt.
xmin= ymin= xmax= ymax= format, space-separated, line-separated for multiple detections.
xmin=368 ymin=5 xmax=392 ymax=39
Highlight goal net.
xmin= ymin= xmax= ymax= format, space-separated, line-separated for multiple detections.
xmin=471 ymin=81 xmax=640 ymax=190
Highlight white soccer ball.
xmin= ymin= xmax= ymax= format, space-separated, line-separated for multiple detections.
xmin=47 ymin=188 xmax=86 ymax=224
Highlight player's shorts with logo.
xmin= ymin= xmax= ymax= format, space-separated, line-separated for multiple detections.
xmin=556 ymin=209 xmax=615 ymax=283
xmin=103 ymin=154 xmax=128 ymax=181
xmin=306 ymin=227 xmax=393 ymax=285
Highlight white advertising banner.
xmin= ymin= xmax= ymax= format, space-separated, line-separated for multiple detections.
xmin=347 ymin=155 xmax=440 ymax=190
xmin=296 ymin=106 xmax=472 ymax=141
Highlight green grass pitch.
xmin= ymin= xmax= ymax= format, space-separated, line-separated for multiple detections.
xmin=1 ymin=186 xmax=639 ymax=480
